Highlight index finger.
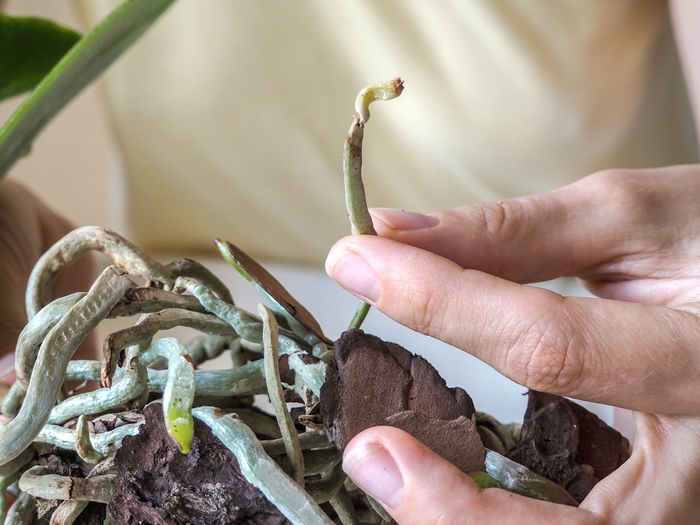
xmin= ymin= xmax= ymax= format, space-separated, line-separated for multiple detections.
xmin=369 ymin=166 xmax=700 ymax=290
xmin=325 ymin=235 xmax=700 ymax=415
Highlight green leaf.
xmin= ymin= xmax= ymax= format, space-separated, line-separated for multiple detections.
xmin=0 ymin=0 xmax=178 ymax=178
xmin=0 ymin=14 xmax=81 ymax=101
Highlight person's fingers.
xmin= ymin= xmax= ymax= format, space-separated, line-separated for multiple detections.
xmin=343 ymin=427 xmax=599 ymax=525
xmin=369 ymin=166 xmax=700 ymax=304
xmin=326 ymin=235 xmax=700 ymax=414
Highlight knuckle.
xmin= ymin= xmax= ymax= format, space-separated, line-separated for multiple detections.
xmin=581 ymin=168 xmax=642 ymax=207
xmin=407 ymin=285 xmax=447 ymax=336
xmin=477 ymin=200 xmax=527 ymax=246
xmin=511 ymin=307 xmax=586 ymax=393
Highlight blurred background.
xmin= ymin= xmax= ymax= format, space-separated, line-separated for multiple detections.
xmin=3 ymin=0 xmax=698 ymax=436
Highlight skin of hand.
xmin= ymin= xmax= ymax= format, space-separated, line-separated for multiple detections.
xmin=0 ymin=179 xmax=95 ymax=386
xmin=326 ymin=165 xmax=700 ymax=524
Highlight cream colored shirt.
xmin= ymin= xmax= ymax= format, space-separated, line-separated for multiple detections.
xmin=81 ymin=0 xmax=696 ymax=264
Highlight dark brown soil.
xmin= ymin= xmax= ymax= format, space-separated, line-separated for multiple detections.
xmin=109 ymin=403 xmax=285 ymax=525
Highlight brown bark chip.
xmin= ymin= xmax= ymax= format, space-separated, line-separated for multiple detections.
xmin=387 ymin=411 xmax=485 ymax=473
xmin=506 ymin=391 xmax=631 ymax=503
xmin=109 ymin=403 xmax=285 ymax=525
xmin=320 ymin=330 xmax=478 ymax=468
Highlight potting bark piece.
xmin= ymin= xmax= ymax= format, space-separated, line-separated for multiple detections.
xmin=320 ymin=329 xmax=476 ymax=451
xmin=387 ymin=411 xmax=485 ymax=472
xmin=110 ymin=403 xmax=285 ymax=525
xmin=506 ymin=391 xmax=630 ymax=503
xmin=217 ymin=239 xmax=326 ymax=342
xmin=568 ymin=400 xmax=631 ymax=479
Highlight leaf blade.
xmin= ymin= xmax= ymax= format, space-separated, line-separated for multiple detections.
xmin=0 ymin=0 xmax=177 ymax=177
xmin=0 ymin=14 xmax=81 ymax=101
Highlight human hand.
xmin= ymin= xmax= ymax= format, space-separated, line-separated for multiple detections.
xmin=0 ymin=179 xmax=94 ymax=386
xmin=326 ymin=165 xmax=700 ymax=524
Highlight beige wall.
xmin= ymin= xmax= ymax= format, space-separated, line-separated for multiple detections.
xmin=0 ymin=0 xmax=115 ymax=230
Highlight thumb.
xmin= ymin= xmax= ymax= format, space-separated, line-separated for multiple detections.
xmin=343 ymin=427 xmax=594 ymax=524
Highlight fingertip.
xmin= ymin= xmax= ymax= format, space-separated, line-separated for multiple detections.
xmin=343 ymin=429 xmax=406 ymax=511
xmin=324 ymin=237 xmax=352 ymax=279
xmin=325 ymin=239 xmax=382 ymax=303
xmin=344 ymin=427 xmax=483 ymax=523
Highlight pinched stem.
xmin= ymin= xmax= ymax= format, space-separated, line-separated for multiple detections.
xmin=344 ymin=77 xmax=404 ymax=236
xmin=354 ymin=78 xmax=405 ymax=125
xmin=344 ymin=79 xmax=404 ymax=330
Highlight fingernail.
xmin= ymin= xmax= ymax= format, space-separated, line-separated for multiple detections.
xmin=370 ymin=208 xmax=439 ymax=230
xmin=343 ymin=441 xmax=404 ymax=510
xmin=325 ymin=249 xmax=381 ymax=303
